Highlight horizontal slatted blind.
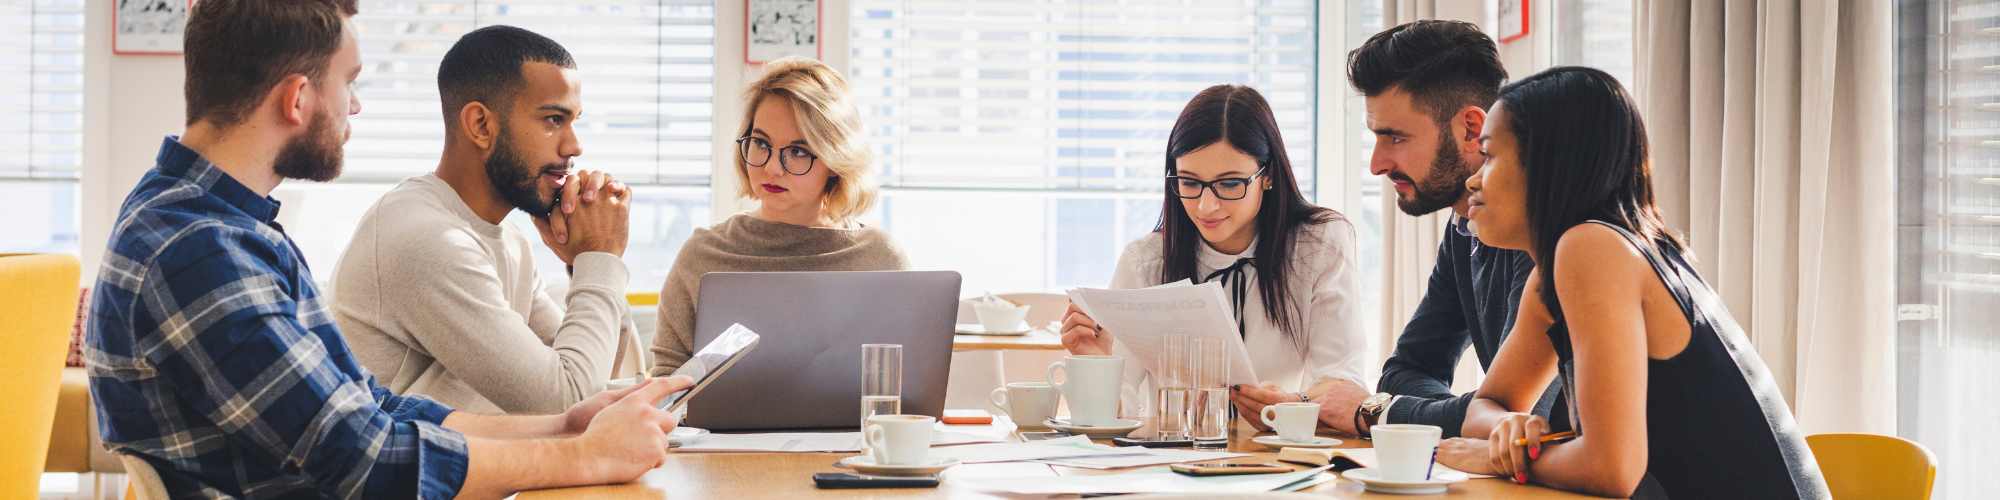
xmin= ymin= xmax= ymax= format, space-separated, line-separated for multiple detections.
xmin=345 ymin=0 xmax=714 ymax=185
xmin=848 ymin=0 xmax=1316 ymax=192
xmin=0 ymin=0 xmax=84 ymax=180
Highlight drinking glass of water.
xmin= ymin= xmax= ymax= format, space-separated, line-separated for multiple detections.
xmin=1155 ymin=333 xmax=1192 ymax=440
xmin=861 ymin=344 xmax=903 ymax=431
xmin=1190 ymin=338 xmax=1230 ymax=450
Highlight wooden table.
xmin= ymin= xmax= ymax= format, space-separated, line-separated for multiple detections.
xmin=518 ymin=418 xmax=1609 ymax=499
xmin=951 ymin=330 xmax=1066 ymax=350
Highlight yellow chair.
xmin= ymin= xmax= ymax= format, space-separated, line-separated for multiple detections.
xmin=626 ymin=290 xmax=660 ymax=307
xmin=0 ymin=254 xmax=82 ymax=497
xmin=1807 ymin=432 xmax=1937 ymax=500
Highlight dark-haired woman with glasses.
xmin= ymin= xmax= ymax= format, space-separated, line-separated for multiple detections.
xmin=1058 ymin=85 xmax=1368 ymax=428
xmin=649 ymin=57 xmax=910 ymax=375
xmin=1437 ymin=67 xmax=1828 ymax=499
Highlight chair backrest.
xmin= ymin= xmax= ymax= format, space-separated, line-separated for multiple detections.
xmin=119 ymin=455 xmax=169 ymax=500
xmin=1807 ymin=432 xmax=1937 ymax=500
xmin=0 ymin=254 xmax=80 ymax=497
xmin=956 ymin=292 xmax=1071 ymax=328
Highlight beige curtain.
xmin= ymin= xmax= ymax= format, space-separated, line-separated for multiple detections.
xmin=1635 ymin=0 xmax=1895 ymax=435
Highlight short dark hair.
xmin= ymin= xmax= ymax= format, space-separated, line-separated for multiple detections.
xmin=183 ymin=0 xmax=359 ymax=128
xmin=437 ymin=26 xmax=577 ymax=132
xmin=1347 ymin=20 xmax=1507 ymax=127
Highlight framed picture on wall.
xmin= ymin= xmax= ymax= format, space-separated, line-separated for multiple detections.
xmin=746 ymin=0 xmax=820 ymax=63
xmin=115 ymin=0 xmax=192 ymax=55
xmin=1497 ymin=0 xmax=1529 ymax=43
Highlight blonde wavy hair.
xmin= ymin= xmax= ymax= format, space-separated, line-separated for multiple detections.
xmin=733 ymin=57 xmax=878 ymax=222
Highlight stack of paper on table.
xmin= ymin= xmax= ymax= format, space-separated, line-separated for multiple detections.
xmin=930 ymin=436 xmax=1247 ymax=468
xmin=1065 ymin=280 xmax=1260 ymax=388
xmin=674 ymin=429 xmax=1003 ymax=452
xmin=953 ymin=465 xmax=1339 ymax=495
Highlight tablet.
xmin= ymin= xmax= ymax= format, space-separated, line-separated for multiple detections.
xmin=658 ymin=323 xmax=761 ymax=412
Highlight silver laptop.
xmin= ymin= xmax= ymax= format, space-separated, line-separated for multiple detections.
xmin=683 ymin=270 xmax=961 ymax=431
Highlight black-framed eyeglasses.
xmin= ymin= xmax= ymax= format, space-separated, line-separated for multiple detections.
xmin=1168 ymin=167 xmax=1267 ymax=200
xmin=736 ymin=135 xmax=818 ymax=175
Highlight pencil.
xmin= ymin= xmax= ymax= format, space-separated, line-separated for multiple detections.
xmin=1513 ymin=431 xmax=1578 ymax=446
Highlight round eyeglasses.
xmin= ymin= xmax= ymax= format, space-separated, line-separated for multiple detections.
xmin=1168 ymin=167 xmax=1267 ymax=200
xmin=736 ymin=136 xmax=819 ymax=175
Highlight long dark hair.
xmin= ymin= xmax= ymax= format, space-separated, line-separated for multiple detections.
xmin=1159 ymin=85 xmax=1338 ymax=354
xmin=1495 ymin=67 xmax=1685 ymax=320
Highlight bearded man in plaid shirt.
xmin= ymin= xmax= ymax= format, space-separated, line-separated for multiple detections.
xmin=86 ymin=1 xmax=691 ymax=498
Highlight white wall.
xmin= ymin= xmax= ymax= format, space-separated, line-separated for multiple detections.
xmin=79 ymin=0 xmax=186 ymax=282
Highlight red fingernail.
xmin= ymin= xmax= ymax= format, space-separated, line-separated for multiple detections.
xmin=1515 ymin=472 xmax=1527 ymax=483
xmin=1530 ymin=447 xmax=1540 ymax=460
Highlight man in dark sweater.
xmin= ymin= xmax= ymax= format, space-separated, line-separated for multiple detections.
xmin=1349 ymin=19 xmax=1564 ymax=438
xmin=1232 ymin=19 xmax=1562 ymax=438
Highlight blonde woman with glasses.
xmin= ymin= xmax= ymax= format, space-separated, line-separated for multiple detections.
xmin=650 ymin=57 xmax=910 ymax=375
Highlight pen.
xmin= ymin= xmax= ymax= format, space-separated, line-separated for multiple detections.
xmin=1513 ymin=430 xmax=1577 ymax=446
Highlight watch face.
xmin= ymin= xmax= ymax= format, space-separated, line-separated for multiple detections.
xmin=1363 ymin=392 xmax=1392 ymax=408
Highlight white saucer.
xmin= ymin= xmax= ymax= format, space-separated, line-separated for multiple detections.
xmin=1044 ymin=418 xmax=1144 ymax=439
xmin=1253 ymin=435 xmax=1342 ymax=448
xmin=1340 ymin=467 xmax=1469 ymax=495
xmin=667 ymin=427 xmax=708 ymax=447
xmin=955 ymin=323 xmax=1033 ymax=335
xmin=838 ymin=455 xmax=961 ymax=476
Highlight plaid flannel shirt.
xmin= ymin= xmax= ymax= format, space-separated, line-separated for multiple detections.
xmin=87 ymin=137 xmax=469 ymax=499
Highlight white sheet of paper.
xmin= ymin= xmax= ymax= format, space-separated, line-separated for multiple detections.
xmin=674 ymin=432 xmax=865 ymax=452
xmin=928 ymin=435 xmax=1135 ymax=464
xmin=1031 ymin=448 xmax=1252 ymax=469
xmin=674 ymin=429 xmax=1002 ymax=452
xmin=952 ymin=465 xmax=1338 ymax=495
xmin=1066 ymin=280 xmax=1259 ymax=388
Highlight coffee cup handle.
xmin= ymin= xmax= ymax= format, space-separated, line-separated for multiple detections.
xmin=1261 ymin=405 xmax=1279 ymax=428
xmin=1046 ymin=362 xmax=1068 ymax=396
xmin=989 ymin=388 xmax=1011 ymax=417
xmin=865 ymin=424 xmax=888 ymax=463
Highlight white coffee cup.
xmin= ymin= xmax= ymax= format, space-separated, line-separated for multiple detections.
xmin=1260 ymin=402 xmax=1320 ymax=443
xmin=990 ymin=382 xmax=1060 ymax=429
xmin=864 ymin=414 xmax=935 ymax=466
xmin=973 ymin=301 xmax=1030 ymax=333
xmin=1046 ymin=355 xmax=1124 ymax=426
xmin=1372 ymin=423 xmax=1444 ymax=481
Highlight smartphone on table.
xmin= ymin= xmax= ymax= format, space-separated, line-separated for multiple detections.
xmin=1169 ymin=462 xmax=1293 ymax=476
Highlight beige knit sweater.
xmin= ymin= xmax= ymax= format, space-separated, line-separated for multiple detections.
xmin=650 ymin=213 xmax=910 ymax=375
xmin=333 ymin=173 xmax=640 ymax=416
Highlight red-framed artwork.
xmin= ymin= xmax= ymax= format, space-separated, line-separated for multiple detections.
xmin=744 ymin=0 xmax=823 ymax=64
xmin=113 ymin=0 xmax=194 ymax=55
xmin=1498 ymin=0 xmax=1530 ymax=43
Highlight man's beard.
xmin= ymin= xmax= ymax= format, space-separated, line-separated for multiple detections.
xmin=1390 ymin=129 xmax=1473 ymax=216
xmin=272 ymin=109 xmax=348 ymax=182
xmin=485 ymin=132 xmax=570 ymax=217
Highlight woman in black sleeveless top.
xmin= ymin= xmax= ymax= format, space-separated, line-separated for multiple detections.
xmin=1433 ymin=66 xmax=1830 ymax=500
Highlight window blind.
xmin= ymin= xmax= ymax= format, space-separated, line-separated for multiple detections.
xmin=848 ymin=0 xmax=1317 ymax=193
xmin=0 ymin=0 xmax=84 ymax=180
xmin=345 ymin=0 xmax=715 ymax=186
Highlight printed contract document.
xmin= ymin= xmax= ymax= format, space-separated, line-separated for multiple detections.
xmin=1066 ymin=280 xmax=1259 ymax=389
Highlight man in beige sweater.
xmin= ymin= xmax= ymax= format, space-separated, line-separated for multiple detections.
xmin=333 ymin=26 xmax=640 ymax=415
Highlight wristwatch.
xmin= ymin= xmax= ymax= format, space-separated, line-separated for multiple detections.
xmin=1354 ymin=392 xmax=1395 ymax=439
